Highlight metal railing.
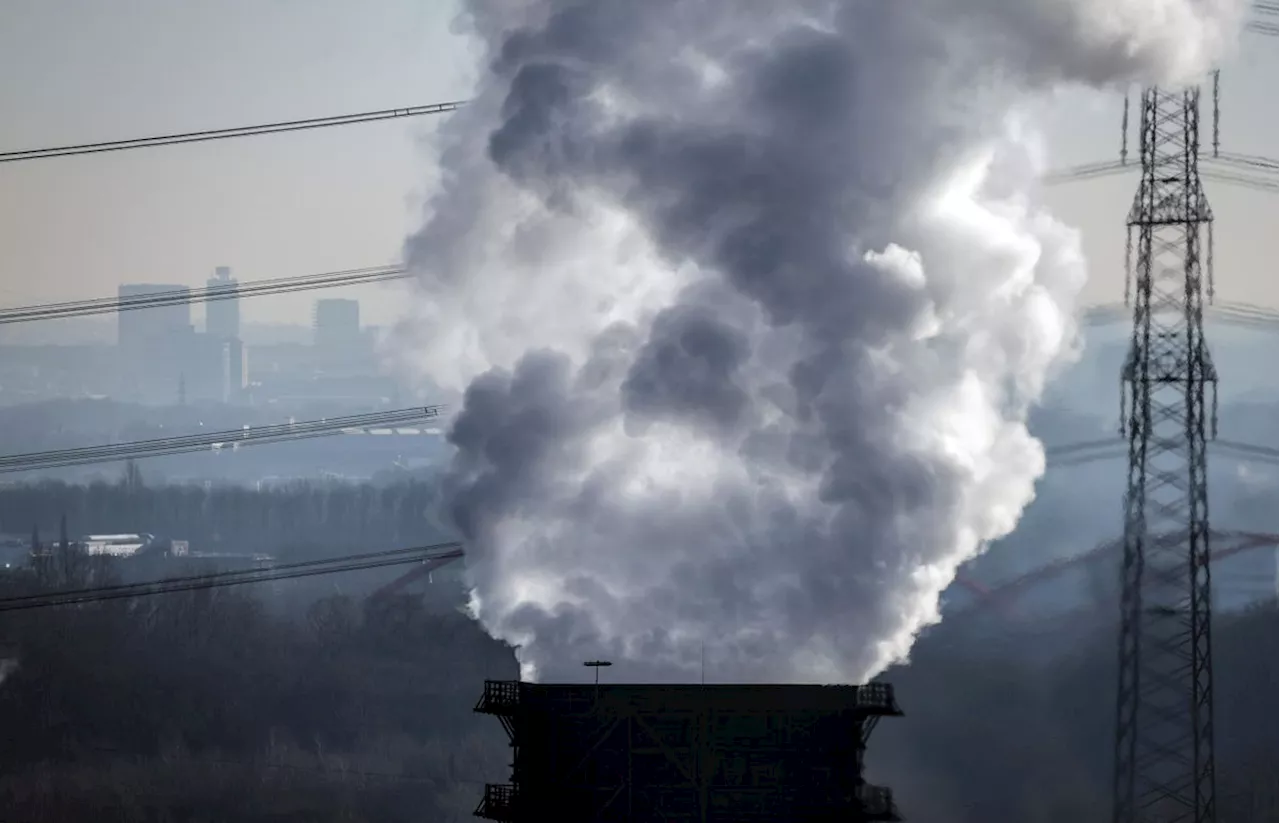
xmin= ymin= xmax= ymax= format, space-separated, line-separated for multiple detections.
xmin=474 ymin=783 xmax=518 ymax=821
xmin=475 ymin=679 xmax=521 ymax=714
xmin=855 ymin=682 xmax=902 ymax=715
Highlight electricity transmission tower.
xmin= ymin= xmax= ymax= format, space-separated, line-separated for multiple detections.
xmin=1111 ymin=79 xmax=1219 ymax=823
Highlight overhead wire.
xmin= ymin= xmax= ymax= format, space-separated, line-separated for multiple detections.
xmin=7 ymin=273 xmax=1265 ymax=331
xmin=1201 ymin=167 xmax=1280 ymax=192
xmin=1042 ymin=159 xmax=1128 ymax=184
xmin=1248 ymin=2 xmax=1278 ymax=34
xmin=0 ymin=406 xmax=443 ymax=474
xmin=949 ymin=531 xmax=1278 ymax=624
xmin=0 ymin=265 xmax=409 ymax=325
xmin=1213 ymin=151 xmax=1279 ymax=171
xmin=0 ymin=100 xmax=441 ymax=335
xmin=0 ymin=100 xmax=467 ymax=164
xmin=1081 ymin=300 xmax=1278 ymax=330
xmin=8 ymin=543 xmax=456 ymax=604
xmin=1044 ymin=438 xmax=1277 ymax=467
xmin=1043 ymin=438 xmax=1124 ymax=457
xmin=0 ymin=541 xmax=464 ymax=612
xmin=1043 ymin=155 xmax=1278 ymax=192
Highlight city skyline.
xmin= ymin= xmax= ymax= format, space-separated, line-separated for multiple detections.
xmin=0 ymin=287 xmax=384 ymax=348
xmin=0 ymin=282 xmax=387 ymax=408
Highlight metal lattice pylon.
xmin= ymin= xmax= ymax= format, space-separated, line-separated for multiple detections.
xmin=1111 ymin=84 xmax=1219 ymax=823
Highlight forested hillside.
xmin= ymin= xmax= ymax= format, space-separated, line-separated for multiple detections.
xmin=0 ymin=554 xmax=515 ymax=823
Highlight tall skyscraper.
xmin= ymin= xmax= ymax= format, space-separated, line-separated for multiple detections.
xmin=205 ymin=266 xmax=240 ymax=341
xmin=183 ymin=334 xmax=248 ymax=404
xmin=116 ymin=283 xmax=194 ymax=403
xmin=117 ymin=283 xmax=192 ymax=348
xmin=226 ymin=337 xmax=249 ymax=402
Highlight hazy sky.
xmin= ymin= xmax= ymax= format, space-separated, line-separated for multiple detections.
xmin=0 ymin=0 xmax=1275 ymax=334
xmin=0 ymin=0 xmax=477 ymax=331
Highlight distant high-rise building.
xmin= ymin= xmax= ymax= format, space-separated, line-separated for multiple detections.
xmin=222 ymin=337 xmax=249 ymax=403
xmin=313 ymin=299 xmax=361 ymax=350
xmin=205 ymin=266 xmax=240 ymax=341
xmin=117 ymin=283 xmax=192 ymax=348
xmin=116 ymin=283 xmax=194 ymax=404
xmin=183 ymin=335 xmax=248 ymax=404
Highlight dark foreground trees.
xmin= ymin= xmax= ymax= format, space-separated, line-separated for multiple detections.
xmin=0 ymin=571 xmax=516 ymax=823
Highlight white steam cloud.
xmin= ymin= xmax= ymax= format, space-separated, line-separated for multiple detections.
xmin=393 ymin=0 xmax=1243 ymax=683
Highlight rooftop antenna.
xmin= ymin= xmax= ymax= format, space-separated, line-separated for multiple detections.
xmin=584 ymin=660 xmax=611 ymax=699
xmin=701 ymin=643 xmax=706 ymax=685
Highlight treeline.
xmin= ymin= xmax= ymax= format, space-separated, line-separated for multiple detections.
xmin=0 ymin=469 xmax=452 ymax=558
xmin=0 ymin=553 xmax=517 ymax=822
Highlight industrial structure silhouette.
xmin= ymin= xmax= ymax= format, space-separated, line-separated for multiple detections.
xmin=473 ymin=680 xmax=904 ymax=821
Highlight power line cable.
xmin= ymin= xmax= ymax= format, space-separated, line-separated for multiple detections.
xmin=0 ymin=406 xmax=443 ymax=474
xmin=0 ymin=542 xmax=464 ymax=612
xmin=0 ymin=100 xmax=467 ymax=164
xmin=0 ymin=265 xmax=409 ymax=325
xmin=1213 ymin=440 xmax=1280 ymax=460
xmin=1043 ymin=159 xmax=1130 ymax=184
xmin=9 ymin=543 xmax=452 ymax=605
xmin=1044 ymin=156 xmax=1278 ymax=191
xmin=0 ymin=404 xmax=440 ymax=471
xmin=1081 ymin=301 xmax=1277 ymax=329
xmin=2 ymin=553 xmax=443 ymax=612
xmin=1045 ymin=439 xmax=1122 ymax=458
xmin=1043 ymin=438 xmax=1277 ymax=468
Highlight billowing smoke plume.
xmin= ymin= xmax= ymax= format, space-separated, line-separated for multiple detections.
xmin=394 ymin=0 xmax=1243 ymax=683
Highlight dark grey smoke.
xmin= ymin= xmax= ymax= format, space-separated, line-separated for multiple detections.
xmin=395 ymin=0 xmax=1245 ymax=682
